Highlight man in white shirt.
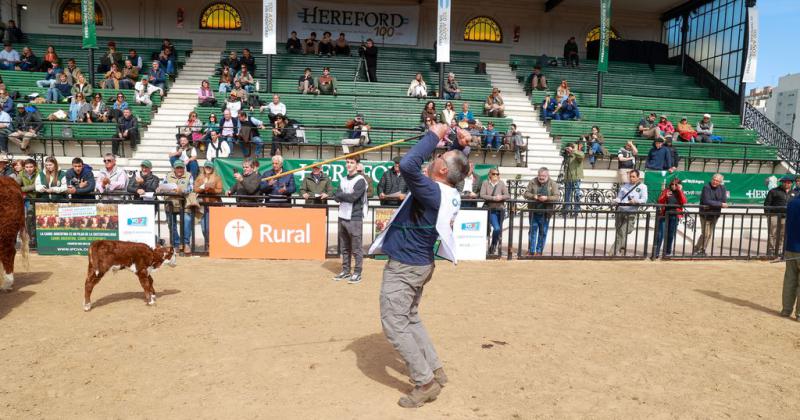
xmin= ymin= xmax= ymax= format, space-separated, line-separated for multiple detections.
xmin=612 ymin=169 xmax=648 ymax=255
xmin=263 ymin=94 xmax=286 ymax=123
xmin=0 ymin=42 xmax=19 ymax=70
xmin=206 ymin=131 xmax=231 ymax=161
xmin=219 ymin=109 xmax=238 ymax=151
xmin=0 ymin=109 xmax=11 ymax=153
xmin=95 ymin=153 xmax=129 ymax=198
xmin=134 ymin=78 xmax=163 ymax=106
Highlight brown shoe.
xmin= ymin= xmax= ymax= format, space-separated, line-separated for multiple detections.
xmin=183 ymin=245 xmax=192 ymax=255
xmin=433 ymin=368 xmax=448 ymax=387
xmin=398 ymin=380 xmax=441 ymax=408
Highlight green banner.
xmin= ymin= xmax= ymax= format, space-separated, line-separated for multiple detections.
xmin=598 ymin=0 xmax=612 ymax=73
xmin=213 ymin=158 xmax=494 ymax=192
xmin=82 ymin=0 xmax=97 ymax=49
xmin=643 ymin=171 xmax=774 ymax=205
xmin=35 ymin=202 xmax=118 ymax=255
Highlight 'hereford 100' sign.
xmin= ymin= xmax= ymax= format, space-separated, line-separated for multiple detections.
xmin=287 ymin=1 xmax=420 ymax=45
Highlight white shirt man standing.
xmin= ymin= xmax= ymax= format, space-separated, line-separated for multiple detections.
xmin=612 ymin=169 xmax=648 ymax=256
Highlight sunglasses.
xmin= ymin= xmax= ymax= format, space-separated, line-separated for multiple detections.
xmin=103 ymin=159 xmax=114 ymax=163
xmin=490 ymin=172 xmax=499 ymax=176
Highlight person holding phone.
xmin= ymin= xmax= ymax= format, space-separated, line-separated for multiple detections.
xmin=655 ymin=178 xmax=687 ymax=258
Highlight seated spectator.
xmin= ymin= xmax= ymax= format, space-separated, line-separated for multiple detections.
xmin=40 ymin=45 xmax=59 ymax=71
xmin=161 ymin=160 xmax=194 ymax=254
xmin=237 ymin=110 xmax=265 ymax=157
xmin=443 ymin=72 xmax=462 ymax=100
xmin=35 ymin=156 xmax=68 ymax=200
xmin=221 ymin=51 xmax=240 ymax=72
xmin=95 ymin=153 xmax=129 ymax=197
xmin=564 ymin=36 xmax=579 ymax=67
xmin=134 ymin=78 xmax=162 ymax=106
xmin=17 ymin=47 xmax=40 ymax=71
xmin=480 ymin=168 xmax=510 ymax=254
xmin=286 ymin=31 xmax=303 ymax=54
xmin=64 ymin=58 xmax=82 ymax=85
xmin=234 ymin=64 xmax=254 ymax=92
xmin=480 ymin=121 xmax=501 ymax=150
xmin=334 ymin=33 xmax=351 ymax=56
xmin=318 ymin=32 xmax=334 ymax=56
xmin=71 ymin=73 xmax=93 ymax=102
xmin=297 ymin=67 xmax=318 ymax=94
xmin=316 ymin=67 xmax=337 ymax=95
xmin=0 ymin=42 xmax=19 ymax=70
xmin=420 ymin=101 xmax=438 ymax=125
xmin=147 ymin=61 xmax=167 ymax=90
xmin=219 ymin=109 xmax=239 ymax=151
xmin=158 ymin=46 xmax=176 ymax=75
xmin=456 ymin=102 xmax=474 ymax=124
xmin=696 ymin=114 xmax=714 ymax=143
xmin=658 ymin=115 xmax=677 ymax=141
xmin=664 ymin=137 xmax=680 ymax=172
xmin=540 ymin=94 xmax=557 ymax=122
xmin=109 ymin=93 xmax=129 ymax=121
xmin=466 ymin=119 xmax=484 ymax=148
xmin=194 ymin=161 xmax=224 ymax=242
xmin=240 ymin=48 xmax=256 ymax=73
xmin=9 ymin=104 xmax=42 ymax=153
xmin=169 ymin=135 xmax=199 ymax=179
xmin=89 ymin=93 xmax=110 ymax=122
xmin=218 ymin=66 xmax=233 ymax=93
xmin=0 ymin=89 xmax=12 ymax=115
xmin=584 ymin=125 xmax=606 ymax=168
xmin=528 ymin=66 xmax=547 ymax=91
xmin=506 ymin=124 xmax=527 ymax=166
xmin=98 ymin=41 xmax=122 ymax=74
xmin=113 ymin=108 xmax=139 ymax=155
xmin=0 ymin=107 xmax=10 ymax=153
xmin=260 ymin=155 xmax=296 ymax=204
xmin=102 ymin=63 xmax=124 ymax=89
xmin=120 ymin=59 xmax=138 ymax=89
xmin=303 ymin=32 xmax=319 ymax=55
xmin=45 ymin=73 xmax=71 ymax=103
xmin=264 ymin=94 xmax=286 ymax=123
xmin=377 ymin=156 xmax=408 ymax=206
xmin=300 ymin=164 xmax=333 ymax=205
xmin=554 ymin=94 xmax=581 ymax=121
xmin=198 ymin=80 xmax=216 ymax=107
xmin=35 ymin=61 xmax=62 ymax=88
xmin=535 ymin=53 xmax=559 ymax=68
xmin=456 ymin=162 xmax=480 ymax=208
xmin=676 ymin=116 xmax=697 ymax=142
xmin=644 ymin=138 xmax=674 ymax=172
xmin=637 ymin=112 xmax=664 ymax=141
xmin=68 ymin=93 xmax=93 ymax=122
xmin=206 ymin=130 xmax=231 ymax=161
xmin=127 ymin=49 xmax=143 ymax=71
xmin=64 ymin=157 xmax=96 ymax=199
xmin=127 ymin=160 xmax=160 ymax=200
xmin=223 ymin=91 xmax=242 ymax=116
xmin=270 ymin=114 xmax=297 ymax=156
xmin=407 ymin=73 xmax=427 ymax=98
xmin=557 ymin=80 xmax=571 ymax=102
xmin=177 ymin=111 xmax=204 ymax=146
xmin=484 ymin=88 xmax=505 ymax=117
xmin=440 ymin=101 xmax=456 ymax=125
xmin=341 ymin=113 xmax=370 ymax=153
xmin=231 ymin=80 xmax=248 ymax=103
xmin=201 ymin=113 xmax=220 ymax=145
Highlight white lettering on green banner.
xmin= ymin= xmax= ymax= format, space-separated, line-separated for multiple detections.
xmin=598 ymin=0 xmax=611 ymax=73
xmin=81 ymin=0 xmax=96 ymax=49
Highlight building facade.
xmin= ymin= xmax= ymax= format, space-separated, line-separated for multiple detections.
xmin=746 ymin=86 xmax=772 ymax=114
xmin=766 ymin=74 xmax=800 ymax=141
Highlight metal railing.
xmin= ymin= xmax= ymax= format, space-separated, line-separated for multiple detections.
xmin=742 ymin=102 xmax=800 ymax=173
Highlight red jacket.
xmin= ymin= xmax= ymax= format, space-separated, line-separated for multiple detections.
xmin=657 ymin=188 xmax=687 ymax=217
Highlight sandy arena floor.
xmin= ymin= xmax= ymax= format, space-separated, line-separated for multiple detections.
xmin=1 ymin=256 xmax=799 ymax=419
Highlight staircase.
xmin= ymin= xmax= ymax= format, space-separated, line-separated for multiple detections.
xmin=127 ymin=49 xmax=222 ymax=175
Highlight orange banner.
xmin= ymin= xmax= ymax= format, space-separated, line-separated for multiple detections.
xmin=209 ymin=207 xmax=327 ymax=260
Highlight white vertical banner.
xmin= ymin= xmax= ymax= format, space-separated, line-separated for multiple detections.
xmin=117 ymin=204 xmax=156 ymax=247
xmin=263 ymin=0 xmax=277 ymax=55
xmin=436 ymin=0 xmax=451 ymax=63
xmin=742 ymin=7 xmax=758 ymax=83
xmin=453 ymin=210 xmax=487 ymax=261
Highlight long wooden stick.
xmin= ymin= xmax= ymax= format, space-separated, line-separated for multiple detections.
xmin=260 ymin=133 xmax=425 ymax=182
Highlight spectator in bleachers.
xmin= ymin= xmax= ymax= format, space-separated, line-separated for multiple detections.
xmin=5 ymin=20 xmax=23 ymax=44
xmin=637 ymin=112 xmax=664 ymax=141
xmin=220 ymin=51 xmax=240 ymax=73
xmin=334 ymin=33 xmax=351 ymax=56
xmin=264 ymin=94 xmax=286 ymax=123
xmin=89 ymin=93 xmax=110 ymax=122
xmin=270 ymin=114 xmax=297 ymax=157
xmin=235 ymin=64 xmax=254 ymax=93
xmin=169 ymin=135 xmax=199 ymax=179
xmin=319 ymin=32 xmax=334 ymax=57
xmin=0 ymin=42 xmax=19 ymax=70
xmin=201 ymin=113 xmax=220 ymax=143
xmin=564 ymin=37 xmax=580 ymax=68
xmin=693 ymin=174 xmax=728 ymax=256
xmin=219 ymin=109 xmax=238 ymax=151
xmin=644 ymin=138 xmax=674 ymax=172
xmin=443 ymin=72 xmax=461 ymax=100
xmin=696 ymin=114 xmax=714 ymax=143
xmin=584 ymin=125 xmax=606 ymax=168
xmin=377 ymin=156 xmax=408 ymax=206
xmin=297 ymin=67 xmax=318 ymax=95
xmin=540 ymin=94 xmax=557 ymax=122
xmin=506 ymin=124 xmax=527 ymax=166
xmin=333 ymin=156 xmax=367 ymax=283
xmin=223 ymin=91 xmax=242 ymax=116
xmin=421 ymin=101 xmax=438 ymax=125
xmin=198 ymin=80 xmax=216 ymax=107
xmin=177 ymin=111 xmax=203 ymax=146
xmin=764 ymin=176 xmax=797 ymax=257
xmin=65 ymin=157 xmax=96 ymax=199
xmin=162 ymin=160 xmax=194 ymax=254
xmin=300 ymin=164 xmax=333 ymax=205
xmin=113 ymin=108 xmax=139 ymax=155
xmin=0 ymin=106 xmax=10 ymax=153
xmin=617 ymin=140 xmax=638 ymax=183
xmin=35 ymin=61 xmax=62 ymax=88
xmin=45 ymin=73 xmax=71 ymax=104
xmin=554 ymin=94 xmax=581 ymax=121
xmin=35 ymin=156 xmax=67 ymax=200
xmin=95 ymin=153 xmax=129 ymax=197
xmin=260 ymin=155 xmax=296 ymax=204
xmin=482 ymin=121 xmax=502 ymax=150
xmin=68 ymin=93 xmax=91 ymax=122
xmin=456 ymin=162 xmax=480 ymax=208
xmin=9 ymin=104 xmax=41 ymax=153
xmin=303 ymin=32 xmax=319 ymax=55
xmin=456 ymin=102 xmax=473 ymax=124
xmin=0 ymin=153 xmax=15 ymax=179
xmin=664 ymin=137 xmax=679 ymax=172
xmin=17 ymin=47 xmax=40 ymax=71
xmin=654 ymin=178 xmax=686 ymax=258
xmin=218 ymin=66 xmax=233 ymax=93
xmin=524 ymin=167 xmax=559 ymax=256
xmin=341 ymin=113 xmax=370 ymax=153
xmin=134 ymin=77 xmax=161 ymax=106
xmin=126 ymin=160 xmax=159 ymax=199
xmin=484 ymin=88 xmax=505 ymax=118
xmin=407 ymin=73 xmax=428 ymax=99
xmin=158 ymin=47 xmax=176 ymax=75
xmin=360 ymin=39 xmax=379 ymax=82
xmin=71 ymin=73 xmax=93 ymax=103
xmin=676 ymin=116 xmax=697 ymax=142
xmin=0 ymin=89 xmax=12 ymax=114
xmin=317 ymin=67 xmax=338 ymax=95
xmin=440 ymin=101 xmax=456 ymax=125
xmin=161 ymin=39 xmax=176 ymax=59
xmin=98 ymin=42 xmax=122 ymax=74
xmin=241 ymin=48 xmax=255 ymax=73
xmin=562 ymin=142 xmax=584 ymax=215
xmin=147 ymin=61 xmax=167 ymax=90
xmin=466 ymin=119 xmax=484 ymax=148
xmin=40 ymin=46 xmax=59 ymax=71
xmin=64 ymin=59 xmax=82 ymax=85
xmin=528 ymin=66 xmax=547 ymax=91
xmin=556 ymin=80 xmax=571 ymax=102
xmin=657 ymin=115 xmax=677 ymax=142
xmin=194 ymin=161 xmax=224 ymax=243
xmin=480 ymin=167 xmax=510 ymax=254
xmin=120 ymin=59 xmax=138 ymax=89
xmin=109 ymin=93 xmax=128 ymax=121
xmin=286 ymin=31 xmax=303 ymax=54
xmin=127 ymin=49 xmax=143 ymax=71
xmin=237 ymin=110 xmax=265 ymax=158
xmin=231 ymin=80 xmax=248 ymax=103
xmin=612 ymin=169 xmax=647 ymax=256
xmin=206 ymin=130 xmax=231 ymax=161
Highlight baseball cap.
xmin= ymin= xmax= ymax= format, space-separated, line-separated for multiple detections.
xmin=703 ymin=113 xmax=711 ymax=119
xmin=203 ymin=160 xmax=215 ymax=168
xmin=15 ymin=103 xmax=24 ymax=108
xmin=654 ymin=137 xmax=664 ymax=143
xmin=680 ymin=116 xmax=688 ymax=121
xmin=172 ymin=160 xmax=186 ymax=168
xmin=780 ymin=175 xmax=794 ymax=182
xmin=140 ymin=160 xmax=153 ymax=168
xmin=355 ymin=113 xmax=364 ymax=119
xmin=392 ymin=156 xmax=402 ymax=164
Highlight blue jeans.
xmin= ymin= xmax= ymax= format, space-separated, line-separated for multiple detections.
xmin=168 ymin=157 xmax=199 ymax=179
xmin=221 ymin=135 xmax=235 ymax=151
xmin=655 ymin=215 xmax=679 ymax=257
xmin=444 ymin=92 xmax=461 ymax=100
xmin=528 ymin=211 xmax=550 ymax=254
xmin=483 ymin=134 xmax=501 ymax=149
xmin=563 ymin=180 xmax=581 ymax=214
xmin=0 ymin=62 xmax=14 ymax=70
xmin=46 ymin=88 xmax=64 ymax=103
xmin=555 ymin=109 xmax=581 ymax=120
xmin=240 ymin=135 xmax=263 ymax=157
xmin=588 ymin=142 xmax=602 ymax=165
xmin=201 ymin=208 xmax=210 ymax=245
xmin=488 ymin=209 xmax=504 ymax=249
xmin=170 ymin=212 xmax=193 ymax=247
xmin=36 ymin=80 xmax=54 ymax=88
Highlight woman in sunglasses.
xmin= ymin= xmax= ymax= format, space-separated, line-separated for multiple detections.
xmin=480 ymin=168 xmax=510 ymax=254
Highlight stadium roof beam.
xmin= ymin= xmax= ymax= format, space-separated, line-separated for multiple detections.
xmin=544 ymin=0 xmax=565 ymax=13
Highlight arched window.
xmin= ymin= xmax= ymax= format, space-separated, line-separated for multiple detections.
xmin=199 ymin=3 xmax=242 ymax=31
xmin=59 ymin=0 xmax=104 ymax=25
xmin=586 ymin=26 xmax=620 ymax=45
xmin=464 ymin=16 xmax=502 ymax=43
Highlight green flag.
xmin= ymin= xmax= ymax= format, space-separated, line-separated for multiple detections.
xmin=598 ymin=0 xmax=612 ymax=73
xmin=82 ymin=0 xmax=96 ymax=49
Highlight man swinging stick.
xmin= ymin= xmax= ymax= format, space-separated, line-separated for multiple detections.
xmin=369 ymin=123 xmax=471 ymax=408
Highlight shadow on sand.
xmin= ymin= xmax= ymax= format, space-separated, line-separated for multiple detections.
xmin=343 ymin=333 xmax=411 ymax=393
xmin=90 ymin=288 xmax=181 ymax=309
xmin=0 ymin=271 xmax=52 ymax=319
xmin=695 ymin=289 xmax=781 ymax=317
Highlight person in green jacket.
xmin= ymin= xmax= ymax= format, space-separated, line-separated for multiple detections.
xmin=300 ymin=164 xmax=333 ymax=205
xmin=562 ymin=141 xmax=584 ymax=216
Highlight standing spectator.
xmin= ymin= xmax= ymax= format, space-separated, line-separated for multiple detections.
xmin=585 ymin=125 xmax=606 ymax=168
xmin=554 ymin=94 xmax=581 ymax=121
xmin=297 ymin=67 xmax=318 ymax=95
xmin=644 ymin=138 xmax=674 ymax=172
xmin=8 ymin=104 xmax=42 ymax=153
xmin=506 ymin=124 xmax=527 ymax=166
xmin=0 ymin=106 xmax=10 ymax=153
xmin=693 ymin=173 xmax=728 ymax=256
xmin=482 ymin=121 xmax=502 ymax=150
xmin=359 ymin=39 xmax=378 ymax=82
xmin=113 ymin=108 xmax=139 ymax=155
xmin=228 ymin=158 xmax=262 ymax=203
xmin=264 ymin=94 xmax=286 ymax=123
xmin=456 ymin=102 xmax=473 ymax=123
xmin=198 ymin=80 xmax=217 ymax=107
xmin=237 ymin=110 xmax=265 ymax=157
xmin=528 ymin=66 xmax=547 ymax=91
xmin=303 ymin=32 xmax=319 ymax=55
xmin=147 ymin=61 xmax=167 ymax=90
xmin=638 ymin=113 xmax=664 ymax=141
xmin=95 ymin=153 xmax=129 ymax=197
xmin=126 ymin=160 xmax=160 ymax=200
xmin=617 ymin=140 xmax=638 ymax=183
xmin=317 ymin=67 xmax=338 ymax=95
xmin=0 ymin=42 xmax=19 ymax=70
xmin=658 ymin=115 xmax=677 ymax=142
xmin=563 ymin=142 xmax=584 ymax=215
xmin=612 ymin=169 xmax=648 ymax=256
xmin=260 ymin=155 xmax=296 ymax=204
xmin=356 ymin=163 xmax=374 ymax=199
xmin=696 ymin=114 xmax=714 ymax=143
xmin=440 ymin=101 xmax=455 ymax=125
xmin=564 ymin=37 xmax=579 ymax=67
xmin=540 ymin=94 xmax=557 ymax=122
xmin=65 ymin=157 xmax=96 ymax=199
xmin=300 ymin=164 xmax=333 ymax=205
xmin=407 ymin=73 xmax=427 ymax=98
xmin=134 ymin=78 xmax=162 ymax=106
xmin=780 ymin=194 xmax=800 ymax=320
xmin=98 ymin=42 xmax=122 ymax=74
xmin=194 ymin=161 xmax=224 ymax=245
xmin=655 ymin=178 xmax=687 ymax=258
xmin=524 ymin=167 xmax=559 ymax=256
xmin=456 ymin=162 xmax=480 ymax=208
xmin=127 ymin=49 xmax=143 ymax=71
xmin=318 ymin=32 xmax=334 ymax=57
xmin=556 ymin=80 xmax=571 ymax=102
xmin=162 ymin=160 xmax=194 ymax=254
xmin=46 ymin=73 xmax=71 ymax=103
xmin=168 ymin=135 xmax=199 ymax=179
xmin=206 ymin=131 xmax=231 ymax=161
xmin=5 ymin=20 xmax=23 ymax=43
xmin=443 ymin=72 xmax=461 ymax=100
xmin=334 ymin=33 xmax=351 ymax=56
xmin=480 ymin=168 xmax=510 ymax=254
xmin=677 ymin=116 xmax=697 ymax=142
xmin=240 ymin=48 xmax=256 ymax=74
xmin=764 ymin=176 xmax=798 ymax=257
xmin=286 ymin=31 xmax=303 ymax=54
xmin=484 ymin=88 xmax=505 ymax=117
xmin=333 ymin=156 xmax=368 ymax=283
xmin=34 ymin=156 xmax=67 ymax=200
xmin=377 ymin=156 xmax=408 ymax=206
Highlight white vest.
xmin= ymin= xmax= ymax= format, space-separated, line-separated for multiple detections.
xmin=338 ymin=175 xmax=368 ymax=221
xmin=369 ymin=182 xmax=461 ymax=264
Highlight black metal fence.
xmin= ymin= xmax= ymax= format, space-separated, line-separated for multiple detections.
xmin=743 ymin=102 xmax=800 ymax=173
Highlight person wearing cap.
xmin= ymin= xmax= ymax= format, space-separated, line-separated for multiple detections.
xmin=126 ymin=160 xmax=160 ymax=200
xmin=764 ymin=176 xmax=799 ymax=257
xmin=676 ymin=116 xmax=697 ymax=142
xmin=341 ymin=113 xmax=370 ymax=153
xmin=194 ymin=160 xmax=224 ymax=245
xmin=644 ymin=137 xmax=674 ymax=172
xmin=8 ymin=103 xmax=42 ymax=153
xmin=781 ymin=192 xmax=800 ymax=320
xmin=224 ymin=90 xmax=242 ymax=116
xmin=300 ymin=164 xmax=333 ymax=206
xmin=64 ymin=157 xmax=96 ymax=200
xmin=316 ymin=67 xmax=337 ymax=95
xmin=259 ymin=155 xmax=296 ymax=205
xmin=134 ymin=77 xmax=161 ymax=106
xmin=0 ymin=42 xmax=20 ymax=71
xmin=96 ymin=153 xmax=129 ymax=198
xmin=696 ymin=114 xmax=714 ymax=143
xmin=147 ymin=61 xmax=167 ymax=90
xmin=162 ymin=159 xmax=194 ymax=254
xmin=377 ymin=156 xmax=408 ymax=206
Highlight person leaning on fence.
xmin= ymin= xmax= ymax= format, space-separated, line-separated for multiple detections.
xmin=764 ymin=176 xmax=798 ymax=258
xmin=655 ymin=178 xmax=687 ymax=258
xmin=300 ymin=164 xmax=333 ymax=205
xmin=95 ymin=153 xmax=129 ymax=198
xmin=612 ymin=169 xmax=648 ymax=256
xmin=194 ymin=161 xmax=224 ymax=246
xmin=693 ymin=173 xmax=728 ymax=256
xmin=333 ymin=156 xmax=368 ymax=284
xmin=260 ymin=155 xmax=296 ymax=205
xmin=35 ymin=156 xmax=67 ymax=200
xmin=65 ymin=157 xmax=96 ymax=200
xmin=780 ymin=194 xmax=800 ymax=320
xmin=524 ymin=167 xmax=559 ymax=256
xmin=162 ymin=160 xmax=194 ymax=255
xmin=228 ymin=158 xmax=261 ymax=203
xmin=480 ymin=168 xmax=511 ymax=255
xmin=378 ymin=156 xmax=408 ymax=206
xmin=126 ymin=160 xmax=159 ymax=200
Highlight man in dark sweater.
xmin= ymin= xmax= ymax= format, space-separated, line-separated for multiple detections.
xmin=644 ymin=138 xmax=674 ymax=172
xmin=300 ymin=164 xmax=333 ymax=205
xmin=65 ymin=157 xmax=96 ymax=199
xmin=764 ymin=176 xmax=798 ymax=256
xmin=228 ymin=158 xmax=262 ymax=203
xmin=693 ymin=173 xmax=728 ymax=256
xmin=377 ymin=156 xmax=408 ymax=206
xmin=781 ymin=194 xmax=800 ymax=320
xmin=333 ymin=156 xmax=367 ymax=284
xmin=126 ymin=160 xmax=160 ymax=199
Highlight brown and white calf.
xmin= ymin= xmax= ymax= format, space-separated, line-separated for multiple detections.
xmin=0 ymin=177 xmax=28 ymax=291
xmin=84 ymin=240 xmax=177 ymax=311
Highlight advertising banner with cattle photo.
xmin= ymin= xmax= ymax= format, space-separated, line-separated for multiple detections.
xmin=35 ymin=203 xmax=119 ymax=255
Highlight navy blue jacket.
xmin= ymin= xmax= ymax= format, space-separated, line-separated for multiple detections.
xmin=786 ymin=195 xmax=800 ymax=253
xmin=259 ymin=168 xmax=296 ymax=203
xmin=65 ymin=164 xmax=96 ymax=199
xmin=645 ymin=145 xmax=673 ymax=170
